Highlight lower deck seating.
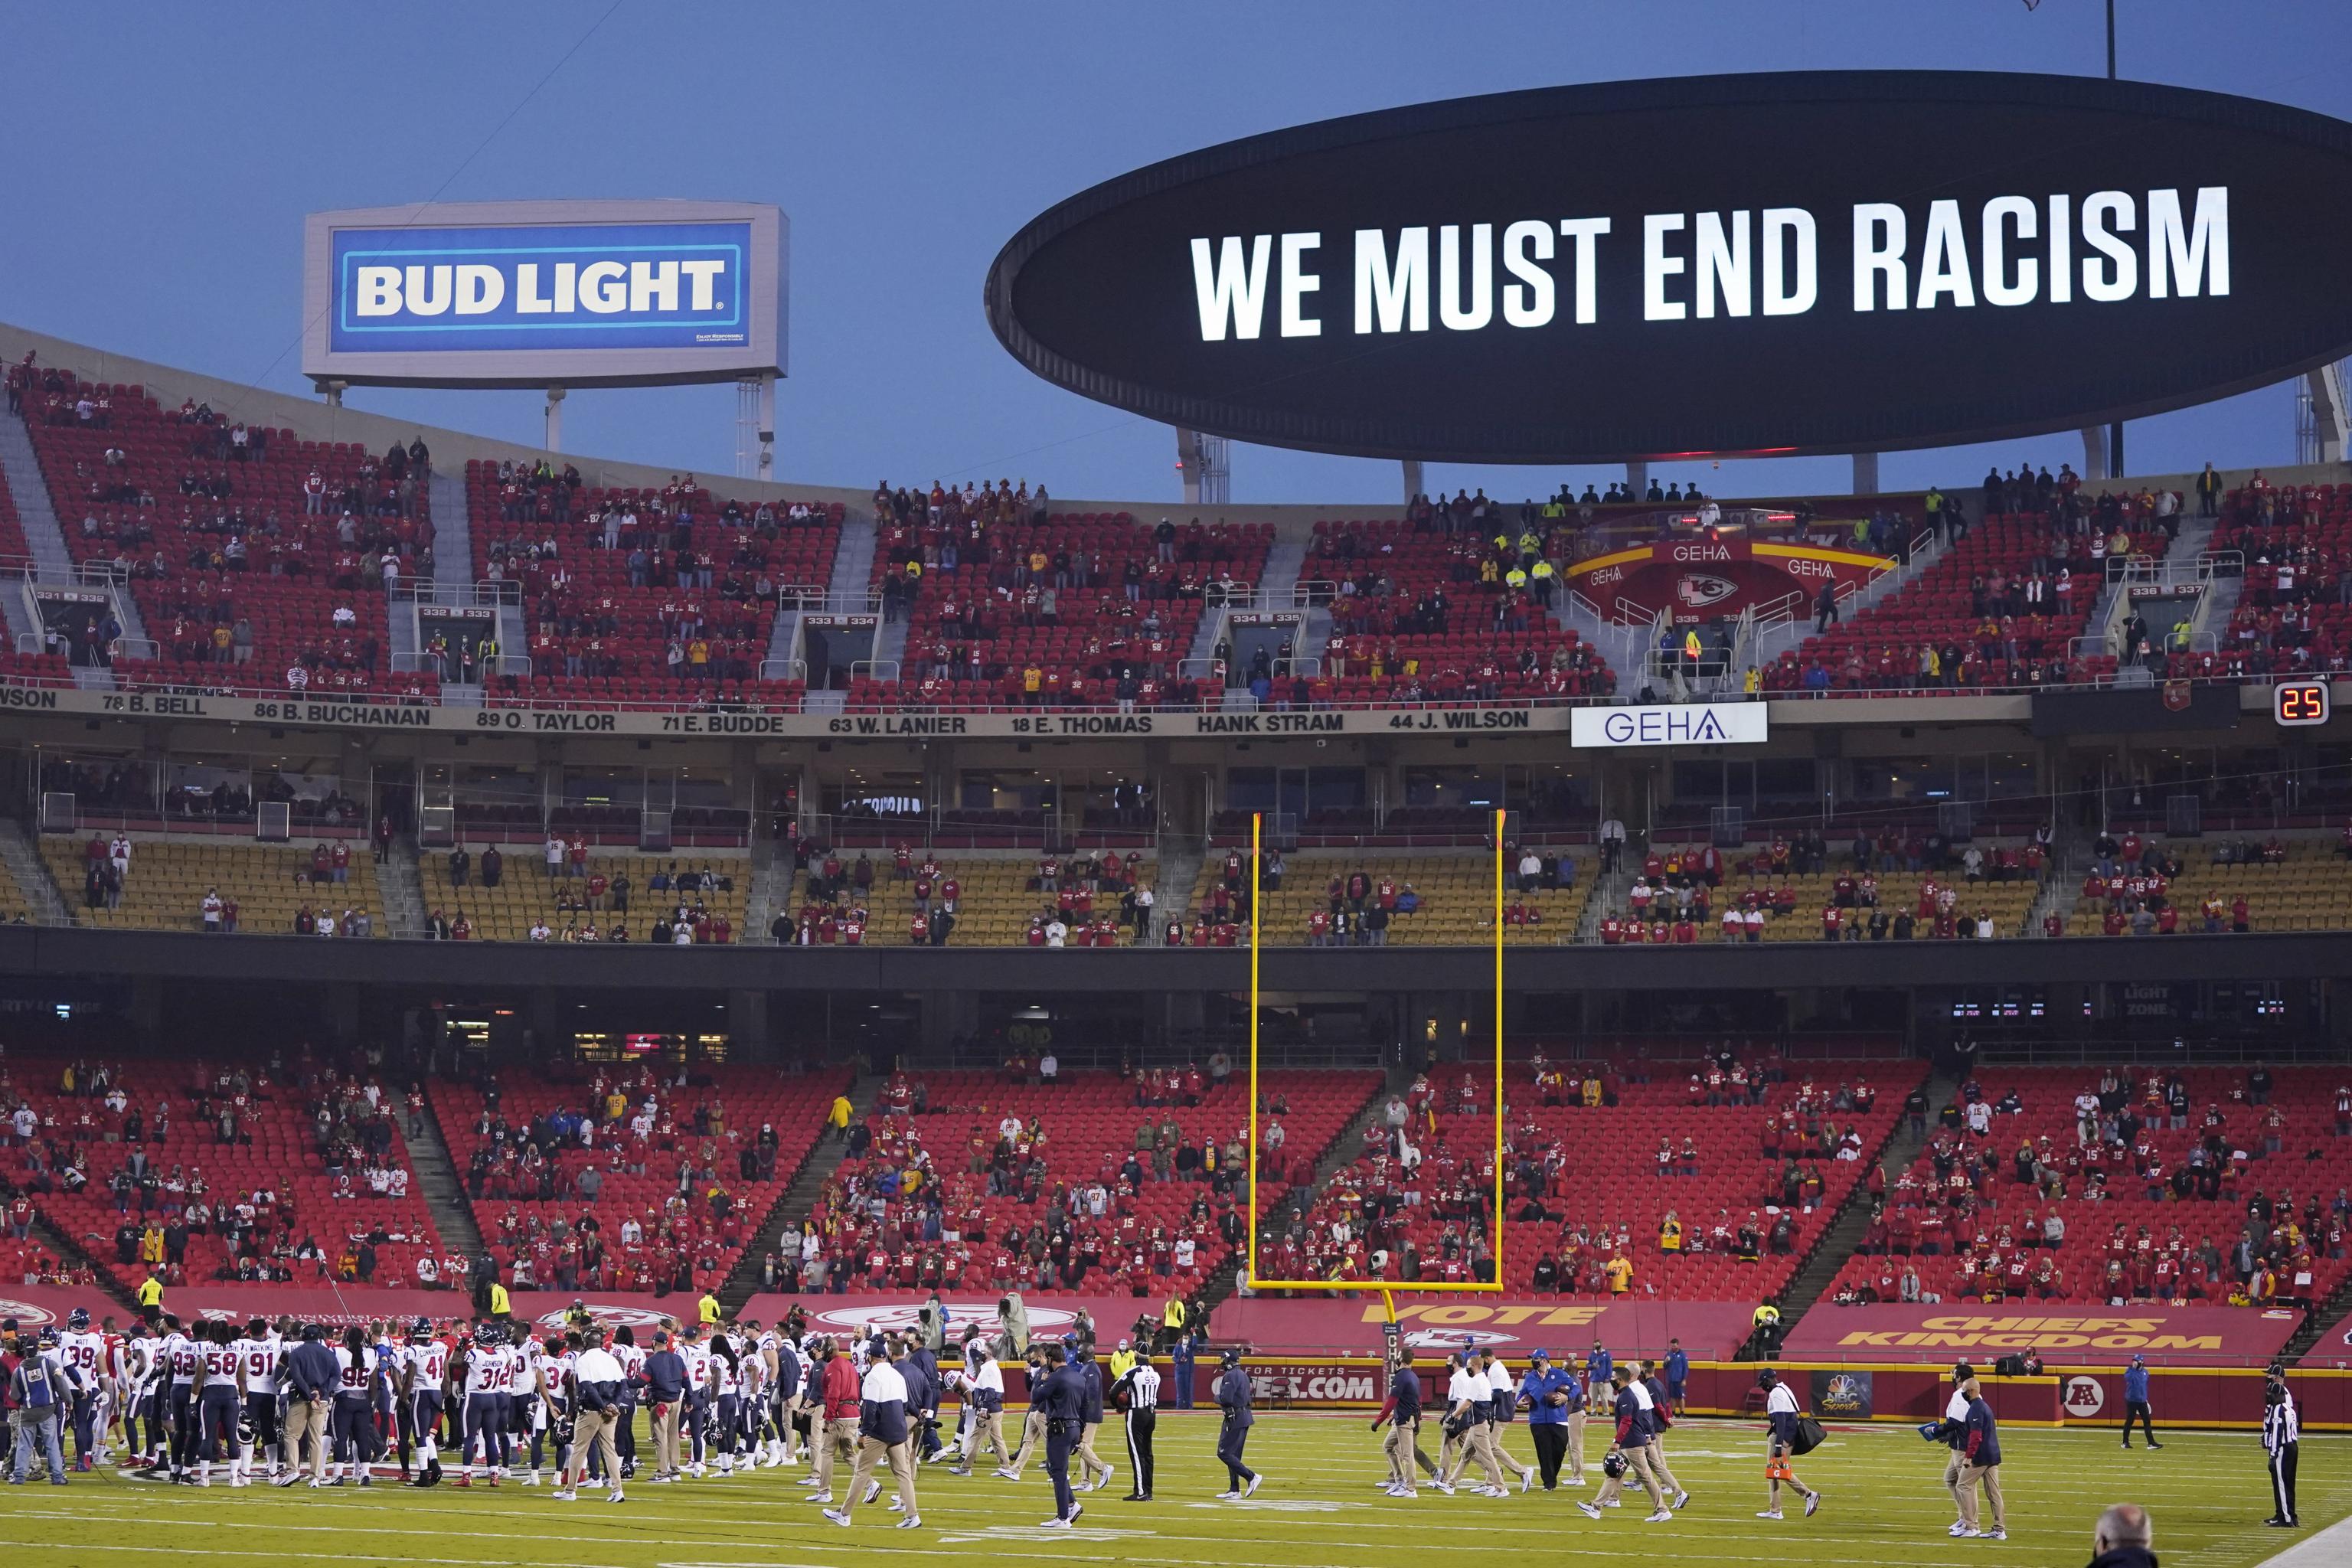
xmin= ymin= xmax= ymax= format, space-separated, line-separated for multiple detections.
xmin=1 ymin=1053 xmax=440 ymax=1292
xmin=798 ymin=1067 xmax=1381 ymax=1296
xmin=428 ymin=1064 xmax=851 ymax=1295
xmin=1276 ymin=1056 xmax=1922 ymax=1297
xmin=1817 ymin=1066 xmax=2351 ymax=1309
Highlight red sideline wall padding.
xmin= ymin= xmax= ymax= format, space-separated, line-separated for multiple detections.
xmin=1210 ymin=1297 xmax=1757 ymax=1359
xmin=737 ymin=1292 xmax=1159 ymax=1348
xmin=1779 ymin=1303 xmax=2303 ymax=1368
xmin=0 ymin=1283 xmax=111 ymax=1329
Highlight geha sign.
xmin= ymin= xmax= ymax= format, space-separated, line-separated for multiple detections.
xmin=989 ymin=73 xmax=2352 ymax=462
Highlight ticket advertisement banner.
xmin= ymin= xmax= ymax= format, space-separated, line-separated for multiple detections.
xmin=1779 ymin=1304 xmax=2305 ymax=1367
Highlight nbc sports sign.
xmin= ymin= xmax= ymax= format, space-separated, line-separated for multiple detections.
xmin=302 ymin=201 xmax=788 ymax=389
xmin=1571 ymin=701 xmax=1768 ymax=749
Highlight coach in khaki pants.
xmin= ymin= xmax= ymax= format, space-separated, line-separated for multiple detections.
xmin=825 ymin=1339 xmax=920 ymax=1528
xmin=810 ymin=1338 xmax=864 ymax=1504
xmin=1954 ymin=1377 xmax=2007 ymax=1540
xmin=276 ymin=1324 xmax=339 ymax=1485
xmin=560 ymin=1341 xmax=627 ymax=1500
xmin=643 ymin=1330 xmax=690 ymax=1481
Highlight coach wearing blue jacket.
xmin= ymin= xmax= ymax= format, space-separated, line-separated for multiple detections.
xmin=1518 ymin=1350 xmax=1577 ymax=1490
xmin=2122 ymin=1356 xmax=2161 ymax=1449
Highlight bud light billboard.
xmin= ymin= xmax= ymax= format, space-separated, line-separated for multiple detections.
xmin=302 ymin=200 xmax=786 ymax=390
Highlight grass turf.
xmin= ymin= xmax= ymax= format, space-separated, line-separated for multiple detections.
xmin=0 ymin=1413 xmax=2341 ymax=1568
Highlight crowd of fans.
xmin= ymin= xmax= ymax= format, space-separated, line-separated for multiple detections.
xmin=784 ymin=1064 xmax=1262 ymax=1297
xmin=457 ymin=1062 xmax=762 ymax=1297
xmin=1830 ymin=1064 xmax=2350 ymax=1309
xmin=1596 ymin=829 xmax=2050 ymax=944
xmin=2 ymin=1053 xmax=430 ymax=1287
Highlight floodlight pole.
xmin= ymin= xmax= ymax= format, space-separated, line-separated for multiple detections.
xmin=544 ymin=386 xmax=566 ymax=454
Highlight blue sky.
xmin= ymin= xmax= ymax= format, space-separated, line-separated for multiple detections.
xmin=2 ymin=2 xmax=2345 ymax=503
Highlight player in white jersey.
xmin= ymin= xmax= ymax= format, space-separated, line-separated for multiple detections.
xmin=230 ymin=1318 xmax=283 ymax=1481
xmin=708 ymin=1330 xmax=745 ymax=1475
xmin=57 ymin=1308 xmax=107 ymax=1472
xmin=454 ymin=1322 xmax=511 ymax=1487
xmin=193 ymin=1321 xmax=249 ymax=1487
xmin=679 ymin=1328 xmax=716 ymax=1478
xmin=399 ymin=1320 xmax=449 ymax=1485
xmin=328 ymin=1326 xmax=380 ymax=1485
xmin=158 ymin=1315 xmax=201 ymax=1479
xmin=120 ymin=1326 xmax=162 ymax=1468
xmin=522 ymin=1335 xmax=574 ymax=1484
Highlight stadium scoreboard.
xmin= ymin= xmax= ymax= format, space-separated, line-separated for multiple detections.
xmin=990 ymin=71 xmax=2352 ymax=462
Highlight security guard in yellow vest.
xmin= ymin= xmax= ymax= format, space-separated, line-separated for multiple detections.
xmin=1160 ymin=1296 xmax=1187 ymax=1352
xmin=1504 ymin=565 xmax=1528 ymax=592
xmin=1109 ymin=1340 xmax=1138 ymax=1383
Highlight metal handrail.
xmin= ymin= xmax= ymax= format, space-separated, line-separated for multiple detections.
xmin=851 ymin=659 xmax=899 ymax=682
xmin=109 ymin=636 xmax=158 ymax=662
xmin=395 ymin=580 xmax=519 ymax=608
xmin=781 ymin=586 xmax=881 ymax=615
xmin=757 ymin=658 xmax=808 ymax=681
xmin=1272 ymin=656 xmax=1324 ymax=678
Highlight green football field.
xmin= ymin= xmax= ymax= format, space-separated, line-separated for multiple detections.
xmin=0 ymin=1415 xmax=2341 ymax=1568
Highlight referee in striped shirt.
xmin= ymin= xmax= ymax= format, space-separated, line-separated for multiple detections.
xmin=1112 ymin=1355 xmax=1161 ymax=1501
xmin=2262 ymin=1364 xmax=2299 ymax=1528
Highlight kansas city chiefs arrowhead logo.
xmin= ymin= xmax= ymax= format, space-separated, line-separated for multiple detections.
xmin=1677 ymin=573 xmax=1738 ymax=608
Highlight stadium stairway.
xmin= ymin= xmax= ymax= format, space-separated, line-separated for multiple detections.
xmin=743 ymin=837 xmax=784 ymax=944
xmin=0 ymin=819 xmax=70 ymax=924
xmin=1258 ymin=535 xmax=1307 ymax=605
xmin=821 ymin=514 xmax=876 ymax=607
xmin=407 ymin=1092 xmax=488 ymax=1264
xmin=0 ymin=407 xmax=132 ymax=688
xmin=1751 ymin=520 xmax=1956 ymax=670
xmin=1769 ymin=1067 xmax=1958 ymax=1338
xmin=381 ymin=839 xmax=429 ymax=938
xmin=429 ymin=470 xmax=472 ymax=591
xmin=0 ymin=408 xmax=78 ymax=580
xmin=717 ymin=1072 xmax=877 ymax=1312
xmin=2284 ymin=1266 xmax=2352 ymax=1362
xmin=1150 ymin=838 xmax=1206 ymax=942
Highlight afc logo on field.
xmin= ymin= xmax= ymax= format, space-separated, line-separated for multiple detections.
xmin=2064 ymin=1374 xmax=2107 ymax=1416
